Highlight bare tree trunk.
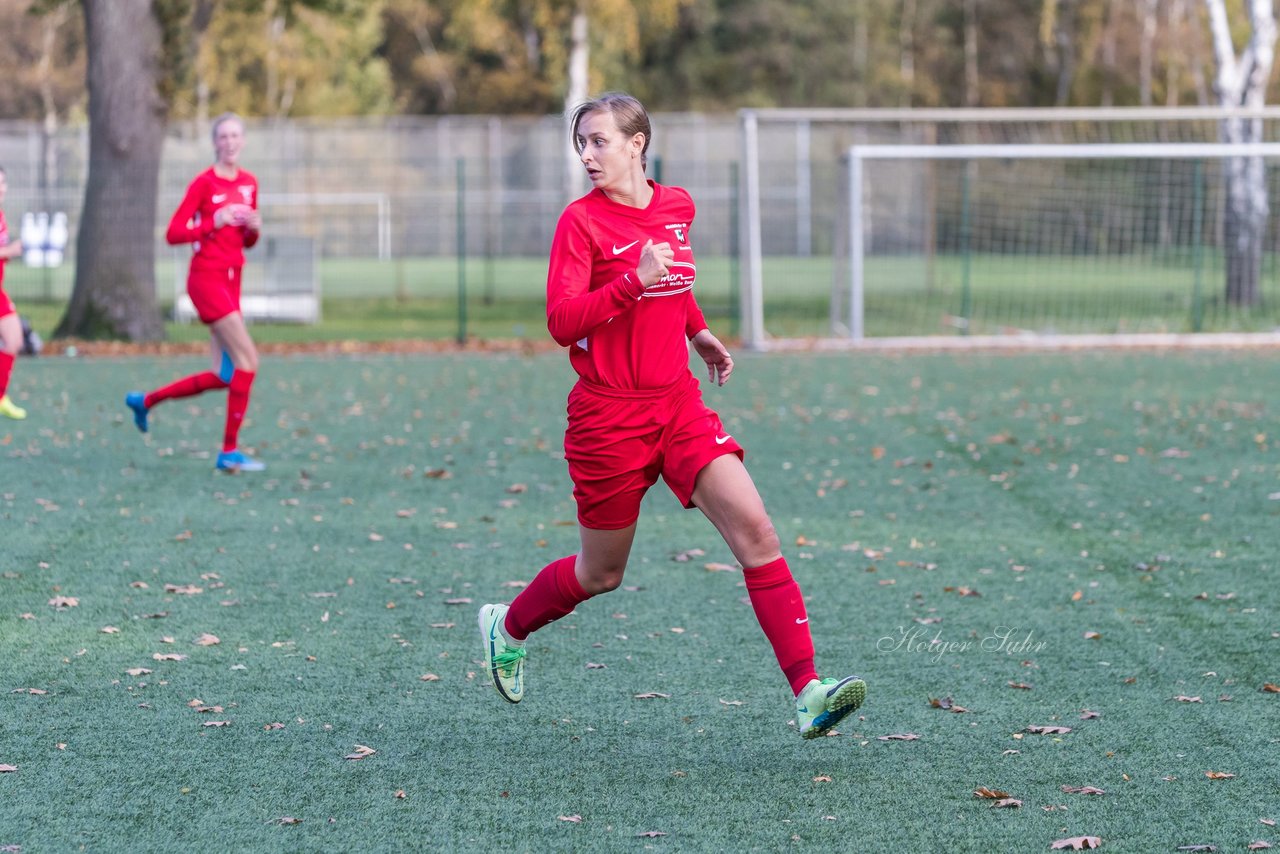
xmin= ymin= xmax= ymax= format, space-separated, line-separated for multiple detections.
xmin=853 ymin=5 xmax=868 ymax=106
xmin=37 ymin=5 xmax=68 ymax=196
xmin=192 ymin=0 xmax=216 ymax=129
xmin=900 ymin=0 xmax=916 ymax=107
xmin=56 ymin=0 xmax=167 ymax=341
xmin=1045 ymin=0 xmax=1077 ymax=106
xmin=1140 ymin=0 xmax=1159 ymax=106
xmin=1206 ymin=0 xmax=1277 ymax=307
xmin=564 ymin=6 xmax=589 ymax=204
xmin=963 ymin=0 xmax=979 ymax=106
xmin=1100 ymin=0 xmax=1118 ymax=106
xmin=1166 ymin=0 xmax=1184 ymax=106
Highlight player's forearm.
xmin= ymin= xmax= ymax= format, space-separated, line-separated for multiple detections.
xmin=546 ymin=273 xmax=646 ymax=346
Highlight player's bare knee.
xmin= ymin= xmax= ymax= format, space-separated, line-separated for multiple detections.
xmin=731 ymin=517 xmax=780 ymax=566
xmin=580 ymin=565 xmax=626 ymax=595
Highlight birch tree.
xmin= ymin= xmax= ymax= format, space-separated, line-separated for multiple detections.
xmin=1205 ymin=0 xmax=1276 ymax=306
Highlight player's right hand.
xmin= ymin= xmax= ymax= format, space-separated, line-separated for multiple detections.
xmin=637 ymin=239 xmax=674 ymax=288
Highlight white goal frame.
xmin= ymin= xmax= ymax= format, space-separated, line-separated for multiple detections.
xmin=840 ymin=141 xmax=1280 ymax=342
xmin=736 ymin=107 xmax=1280 ymax=350
xmin=260 ymin=192 xmax=392 ymax=260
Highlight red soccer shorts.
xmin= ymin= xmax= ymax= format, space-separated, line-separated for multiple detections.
xmin=187 ymin=265 xmax=242 ymax=325
xmin=0 ymin=285 xmax=14 ymax=319
xmin=564 ymin=373 xmax=744 ymax=530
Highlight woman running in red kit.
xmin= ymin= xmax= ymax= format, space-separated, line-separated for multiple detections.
xmin=125 ymin=112 xmax=264 ymax=472
xmin=479 ymin=93 xmax=865 ymax=738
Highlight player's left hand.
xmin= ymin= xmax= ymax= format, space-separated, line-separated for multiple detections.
xmin=240 ymin=209 xmax=262 ymax=231
xmin=692 ymin=329 xmax=733 ymax=386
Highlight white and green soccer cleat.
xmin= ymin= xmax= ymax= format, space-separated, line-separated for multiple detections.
xmin=479 ymin=603 xmax=526 ymax=703
xmin=796 ymin=675 xmax=866 ymax=739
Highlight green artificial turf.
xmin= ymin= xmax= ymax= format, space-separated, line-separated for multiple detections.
xmin=1 ymin=349 xmax=1278 ymax=852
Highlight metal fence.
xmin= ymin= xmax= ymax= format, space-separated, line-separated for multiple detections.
xmin=4 ymin=108 xmax=1280 ymax=323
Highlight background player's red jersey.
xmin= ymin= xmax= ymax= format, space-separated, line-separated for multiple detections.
xmin=0 ymin=210 xmax=10 ymax=288
xmin=166 ymin=167 xmax=260 ymax=270
xmin=547 ymin=181 xmax=708 ymax=390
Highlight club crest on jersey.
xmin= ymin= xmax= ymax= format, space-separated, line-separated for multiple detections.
xmin=665 ymin=222 xmax=688 ymax=244
xmin=238 ymin=185 xmax=255 ymax=204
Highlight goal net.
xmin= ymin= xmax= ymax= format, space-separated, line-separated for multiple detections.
xmin=734 ymin=108 xmax=1280 ymax=347
xmin=827 ymin=142 xmax=1280 ymax=342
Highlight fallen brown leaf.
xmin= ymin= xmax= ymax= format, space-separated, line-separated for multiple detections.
xmin=877 ymin=733 xmax=920 ymax=741
xmin=1080 ymin=709 xmax=1102 ymax=720
xmin=101 ymin=626 xmax=120 ymax=634
xmin=419 ymin=673 xmax=440 ymax=682
xmin=1262 ymin=683 xmax=1280 ymax=693
xmin=344 ymin=744 xmax=377 ymax=760
xmin=1050 ymin=836 xmax=1102 ymax=850
xmin=270 ymin=817 xmax=302 ymax=825
xmin=633 ymin=692 xmax=670 ymax=699
xmin=152 ymin=653 xmax=186 ymax=662
xmin=164 ymin=584 xmax=202 ymax=595
xmin=991 ymin=798 xmax=1022 ymax=808
xmin=1204 ymin=771 xmax=1235 ymax=779
xmin=1008 ymin=681 xmax=1033 ymax=690
xmin=557 ymin=815 xmax=582 ymax=823
xmin=1174 ymin=695 xmax=1203 ymax=703
xmin=974 ymin=787 xmax=1011 ymax=799
xmin=1247 ymin=842 xmax=1271 ymax=850
xmin=0 ymin=764 xmax=16 ymax=773
xmin=202 ymin=721 xmax=231 ymax=727
xmin=1026 ymin=725 xmax=1072 ymax=735
xmin=636 ymin=831 xmax=668 ymax=838
xmin=1061 ymin=785 xmax=1106 ymax=795
xmin=193 ymin=633 xmax=220 ymax=646
xmin=812 ymin=775 xmax=833 ymax=783
xmin=125 ymin=668 xmax=152 ymax=677
xmin=48 ymin=596 xmax=79 ymax=609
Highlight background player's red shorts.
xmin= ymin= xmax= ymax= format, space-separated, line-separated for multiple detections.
xmin=187 ymin=265 xmax=241 ymax=324
xmin=564 ymin=373 xmax=744 ymax=530
xmin=0 ymin=285 xmax=15 ymax=319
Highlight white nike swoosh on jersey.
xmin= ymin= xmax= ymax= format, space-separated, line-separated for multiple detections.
xmin=715 ymin=434 xmax=732 ymax=445
xmin=612 ymin=240 xmax=639 ymax=255
xmin=212 ymin=194 xmax=227 ymax=203
xmin=795 ymin=617 xmax=809 ymax=624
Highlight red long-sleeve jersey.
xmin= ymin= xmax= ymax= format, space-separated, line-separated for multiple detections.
xmin=166 ymin=167 xmax=259 ymax=270
xmin=547 ymin=182 xmax=708 ymax=390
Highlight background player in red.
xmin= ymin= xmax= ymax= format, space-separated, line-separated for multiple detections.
xmin=125 ymin=113 xmax=265 ymax=472
xmin=0 ymin=165 xmax=28 ymax=421
xmin=479 ymin=93 xmax=865 ymax=739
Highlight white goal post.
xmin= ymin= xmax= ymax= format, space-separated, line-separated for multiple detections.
xmin=736 ymin=107 xmax=1280 ymax=349
xmin=839 ymin=141 xmax=1280 ymax=342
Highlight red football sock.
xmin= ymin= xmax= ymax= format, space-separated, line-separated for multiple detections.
xmin=504 ymin=555 xmax=590 ymax=641
xmin=744 ymin=556 xmax=818 ymax=695
xmin=0 ymin=350 xmax=13 ymax=398
xmin=144 ymin=372 xmax=228 ymax=409
xmin=222 ymin=369 xmax=255 ymax=452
